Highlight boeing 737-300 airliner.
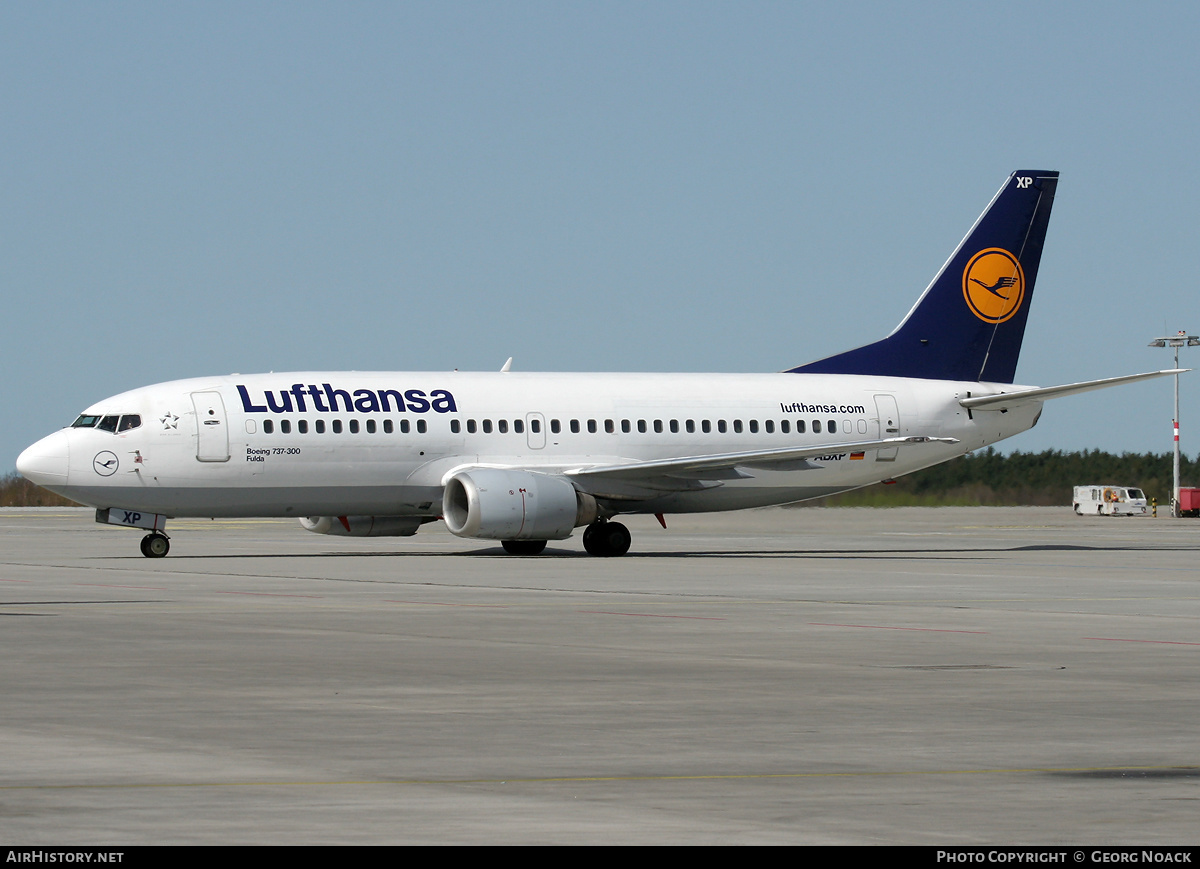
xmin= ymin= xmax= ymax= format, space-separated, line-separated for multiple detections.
xmin=16 ymin=171 xmax=1182 ymax=557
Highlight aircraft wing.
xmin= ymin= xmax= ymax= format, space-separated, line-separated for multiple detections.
xmin=563 ymin=435 xmax=959 ymax=492
xmin=960 ymin=369 xmax=1186 ymax=411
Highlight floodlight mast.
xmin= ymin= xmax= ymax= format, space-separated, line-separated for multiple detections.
xmin=1148 ymin=332 xmax=1200 ymax=515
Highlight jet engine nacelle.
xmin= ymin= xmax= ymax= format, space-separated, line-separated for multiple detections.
xmin=299 ymin=515 xmax=424 ymax=537
xmin=442 ymin=469 xmax=598 ymax=540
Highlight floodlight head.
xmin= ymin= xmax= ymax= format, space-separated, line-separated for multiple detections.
xmin=1149 ymin=334 xmax=1200 ymax=348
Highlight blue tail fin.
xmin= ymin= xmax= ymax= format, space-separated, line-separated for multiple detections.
xmin=787 ymin=170 xmax=1059 ymax=383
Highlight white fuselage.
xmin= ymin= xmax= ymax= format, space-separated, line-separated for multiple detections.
xmin=19 ymin=370 xmax=1040 ymax=519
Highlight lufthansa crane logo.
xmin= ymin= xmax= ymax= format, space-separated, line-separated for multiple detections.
xmin=962 ymin=248 xmax=1025 ymax=324
xmin=93 ymin=451 xmax=119 ymax=476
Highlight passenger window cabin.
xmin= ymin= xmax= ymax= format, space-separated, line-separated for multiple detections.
xmin=248 ymin=406 xmax=856 ymax=441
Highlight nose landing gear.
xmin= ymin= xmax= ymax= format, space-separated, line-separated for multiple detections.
xmin=140 ymin=532 xmax=170 ymax=558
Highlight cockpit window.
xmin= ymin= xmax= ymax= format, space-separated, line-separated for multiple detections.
xmin=73 ymin=413 xmax=141 ymax=433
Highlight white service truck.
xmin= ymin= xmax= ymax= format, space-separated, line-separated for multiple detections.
xmin=1073 ymin=485 xmax=1149 ymax=516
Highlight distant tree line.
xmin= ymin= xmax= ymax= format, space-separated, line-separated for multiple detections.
xmin=0 ymin=472 xmax=80 ymax=507
xmin=3 ymin=449 xmax=1196 ymax=508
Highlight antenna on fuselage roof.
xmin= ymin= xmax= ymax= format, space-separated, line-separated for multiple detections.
xmin=500 ymin=357 xmax=513 ymax=373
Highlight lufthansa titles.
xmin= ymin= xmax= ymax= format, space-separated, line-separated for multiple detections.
xmin=237 ymin=384 xmax=457 ymax=415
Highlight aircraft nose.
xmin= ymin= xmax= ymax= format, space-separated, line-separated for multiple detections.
xmin=16 ymin=430 xmax=70 ymax=488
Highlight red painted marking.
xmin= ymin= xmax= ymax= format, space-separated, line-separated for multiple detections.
xmin=579 ymin=610 xmax=726 ymax=620
xmin=809 ymin=622 xmax=987 ymax=634
xmin=518 ymin=488 xmax=527 ymax=536
xmin=1083 ymin=637 xmax=1200 ymax=646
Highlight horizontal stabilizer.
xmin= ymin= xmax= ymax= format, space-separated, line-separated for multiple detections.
xmin=960 ymin=369 xmax=1186 ymax=411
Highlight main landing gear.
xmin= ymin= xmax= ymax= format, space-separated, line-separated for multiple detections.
xmin=500 ymin=539 xmax=548 ymax=555
xmin=498 ymin=520 xmax=633 ymax=557
xmin=139 ymin=532 xmax=170 ymax=558
xmin=582 ymin=520 xmax=631 ymax=557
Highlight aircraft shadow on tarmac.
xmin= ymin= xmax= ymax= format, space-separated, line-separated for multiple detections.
xmin=107 ymin=541 xmax=1200 ymax=560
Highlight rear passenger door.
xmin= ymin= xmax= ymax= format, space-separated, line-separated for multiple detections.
xmin=874 ymin=394 xmax=900 ymax=462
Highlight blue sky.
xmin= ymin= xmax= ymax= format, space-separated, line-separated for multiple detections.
xmin=5 ymin=2 xmax=1199 ymax=471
